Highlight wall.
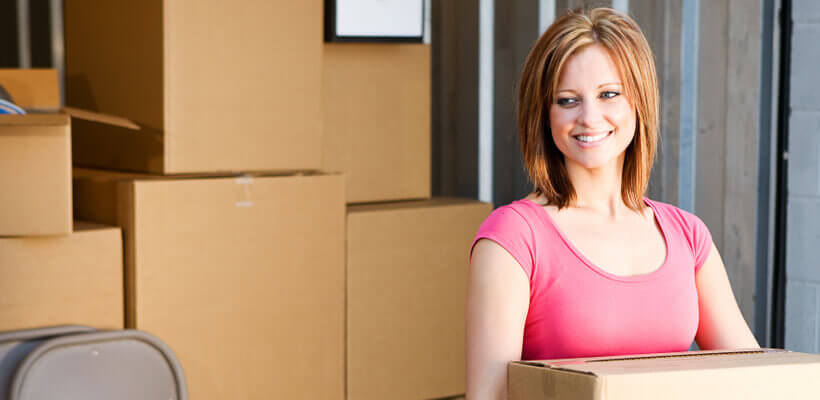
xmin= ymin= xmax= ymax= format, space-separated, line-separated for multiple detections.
xmin=784 ymin=0 xmax=820 ymax=353
xmin=695 ymin=0 xmax=764 ymax=340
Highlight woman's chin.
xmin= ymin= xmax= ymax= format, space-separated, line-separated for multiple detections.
xmin=565 ymin=156 xmax=619 ymax=172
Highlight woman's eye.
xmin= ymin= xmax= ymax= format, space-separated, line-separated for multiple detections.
xmin=601 ymin=91 xmax=620 ymax=99
xmin=556 ymin=97 xmax=578 ymax=106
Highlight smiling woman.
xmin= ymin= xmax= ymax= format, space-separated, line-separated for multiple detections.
xmin=465 ymin=7 xmax=759 ymax=400
xmin=516 ymin=7 xmax=659 ymax=211
xmin=548 ymin=44 xmax=637 ymax=170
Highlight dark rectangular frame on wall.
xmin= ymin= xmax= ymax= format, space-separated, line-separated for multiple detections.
xmin=324 ymin=0 xmax=425 ymax=43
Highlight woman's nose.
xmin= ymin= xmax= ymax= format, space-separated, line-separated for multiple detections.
xmin=577 ymin=100 xmax=606 ymax=127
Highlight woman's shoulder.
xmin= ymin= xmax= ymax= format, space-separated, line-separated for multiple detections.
xmin=473 ymin=199 xmax=542 ymax=279
xmin=480 ymin=199 xmax=540 ymax=234
xmin=644 ymin=197 xmax=714 ymax=268
xmin=645 ymin=197 xmax=696 ymax=219
xmin=644 ymin=197 xmax=711 ymax=235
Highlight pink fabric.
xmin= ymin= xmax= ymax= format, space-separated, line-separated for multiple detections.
xmin=469 ymin=197 xmax=712 ymax=361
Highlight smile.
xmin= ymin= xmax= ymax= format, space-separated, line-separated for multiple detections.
xmin=573 ymin=130 xmax=613 ymax=146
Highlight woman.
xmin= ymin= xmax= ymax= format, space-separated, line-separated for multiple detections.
xmin=465 ymin=8 xmax=759 ymax=400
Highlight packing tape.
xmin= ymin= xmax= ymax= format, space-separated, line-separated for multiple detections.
xmin=235 ymin=176 xmax=254 ymax=208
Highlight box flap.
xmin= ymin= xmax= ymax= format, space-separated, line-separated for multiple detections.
xmin=0 ymin=69 xmax=60 ymax=110
xmin=73 ymin=220 xmax=120 ymax=232
xmin=0 ymin=107 xmax=139 ymax=129
xmin=518 ymin=348 xmax=820 ymax=377
xmin=62 ymin=107 xmax=140 ymax=130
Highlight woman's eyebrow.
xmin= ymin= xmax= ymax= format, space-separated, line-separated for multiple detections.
xmin=556 ymin=82 xmax=623 ymax=93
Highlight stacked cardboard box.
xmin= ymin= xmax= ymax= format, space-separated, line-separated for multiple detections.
xmin=347 ymin=199 xmax=492 ymax=400
xmin=0 ymin=70 xmax=124 ymax=331
xmin=64 ymin=1 xmax=348 ymax=399
xmin=64 ymin=0 xmax=324 ymax=173
xmin=0 ymin=222 xmax=123 ymax=331
xmin=62 ymin=2 xmax=491 ymax=400
xmin=322 ymin=39 xmax=491 ymax=400
xmin=322 ymin=43 xmax=431 ymax=203
xmin=0 ymin=69 xmax=137 ymax=236
xmin=73 ymin=169 xmax=345 ymax=400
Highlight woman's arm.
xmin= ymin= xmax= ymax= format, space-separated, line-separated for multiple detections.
xmin=694 ymin=241 xmax=761 ymax=350
xmin=466 ymin=239 xmax=530 ymax=400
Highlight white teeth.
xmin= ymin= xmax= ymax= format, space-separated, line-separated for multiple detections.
xmin=575 ymin=131 xmax=610 ymax=143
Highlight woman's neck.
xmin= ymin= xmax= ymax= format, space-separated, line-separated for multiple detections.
xmin=563 ymin=157 xmax=631 ymax=219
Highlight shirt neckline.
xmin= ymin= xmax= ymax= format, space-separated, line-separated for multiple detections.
xmin=520 ymin=197 xmax=670 ymax=283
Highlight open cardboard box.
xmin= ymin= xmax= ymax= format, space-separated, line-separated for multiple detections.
xmin=0 ymin=69 xmax=138 ymax=236
xmin=509 ymin=348 xmax=820 ymax=399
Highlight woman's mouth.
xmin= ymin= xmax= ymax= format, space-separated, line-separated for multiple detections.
xmin=573 ymin=130 xmax=613 ymax=147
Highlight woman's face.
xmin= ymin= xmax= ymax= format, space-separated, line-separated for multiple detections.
xmin=548 ymin=44 xmax=637 ymax=172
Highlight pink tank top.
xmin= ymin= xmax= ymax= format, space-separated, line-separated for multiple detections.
xmin=470 ymin=197 xmax=713 ymax=361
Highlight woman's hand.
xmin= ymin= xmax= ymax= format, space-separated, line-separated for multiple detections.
xmin=694 ymin=242 xmax=761 ymax=350
xmin=466 ymin=239 xmax=530 ymax=400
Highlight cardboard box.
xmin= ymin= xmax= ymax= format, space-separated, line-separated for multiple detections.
xmin=346 ymin=198 xmax=492 ymax=400
xmin=508 ymin=348 xmax=820 ymax=400
xmin=0 ymin=69 xmax=136 ymax=236
xmin=73 ymin=168 xmax=345 ymax=400
xmin=323 ymin=44 xmax=431 ymax=203
xmin=0 ymin=221 xmax=123 ymax=330
xmin=64 ymin=0 xmax=323 ymax=174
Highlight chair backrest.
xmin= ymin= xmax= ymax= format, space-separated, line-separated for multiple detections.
xmin=0 ymin=328 xmax=187 ymax=400
xmin=0 ymin=326 xmax=96 ymax=400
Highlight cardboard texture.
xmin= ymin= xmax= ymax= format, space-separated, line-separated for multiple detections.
xmin=346 ymin=198 xmax=492 ymax=400
xmin=73 ymin=168 xmax=345 ymax=400
xmin=0 ymin=69 xmax=143 ymax=236
xmin=0 ymin=69 xmax=60 ymax=110
xmin=0 ymin=69 xmax=70 ymax=236
xmin=508 ymin=348 xmax=820 ymax=400
xmin=0 ymin=116 xmax=71 ymax=236
xmin=0 ymin=221 xmax=124 ymax=330
xmin=322 ymin=43 xmax=431 ymax=203
xmin=64 ymin=0 xmax=323 ymax=174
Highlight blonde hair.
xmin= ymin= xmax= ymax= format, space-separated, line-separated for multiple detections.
xmin=517 ymin=7 xmax=659 ymax=210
